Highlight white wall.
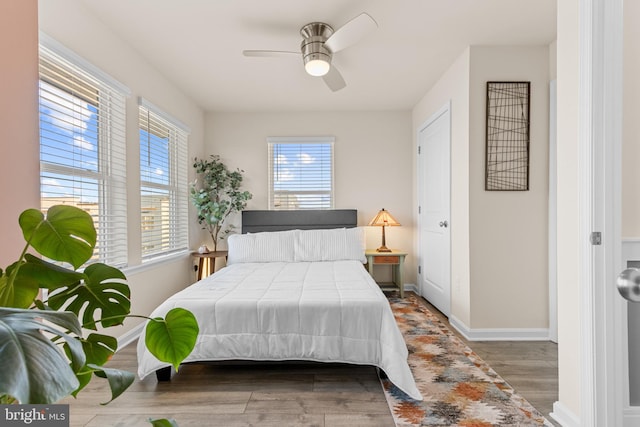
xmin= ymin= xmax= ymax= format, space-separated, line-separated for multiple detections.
xmin=468 ymin=46 xmax=550 ymax=329
xmin=205 ymin=111 xmax=416 ymax=283
xmin=0 ymin=0 xmax=40 ymax=267
xmin=412 ymin=48 xmax=472 ymax=325
xmin=555 ymin=0 xmax=582 ymax=417
xmin=38 ymin=0 xmax=206 ymax=337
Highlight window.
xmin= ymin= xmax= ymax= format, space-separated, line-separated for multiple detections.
xmin=268 ymin=137 xmax=334 ymax=210
xmin=139 ymin=99 xmax=189 ymax=260
xmin=39 ymin=39 xmax=129 ymax=267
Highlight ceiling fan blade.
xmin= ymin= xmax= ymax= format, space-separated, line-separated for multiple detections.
xmin=322 ymin=66 xmax=346 ymax=92
xmin=324 ymin=12 xmax=378 ymax=53
xmin=243 ymin=50 xmax=299 ymax=58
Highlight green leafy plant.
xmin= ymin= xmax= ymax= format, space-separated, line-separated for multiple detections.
xmin=0 ymin=205 xmax=199 ymax=412
xmin=190 ymin=155 xmax=252 ymax=250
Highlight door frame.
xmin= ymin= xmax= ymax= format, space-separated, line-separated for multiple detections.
xmin=579 ymin=0 xmax=625 ymax=425
xmin=549 ymin=79 xmax=558 ymax=344
xmin=416 ymin=100 xmax=451 ymax=315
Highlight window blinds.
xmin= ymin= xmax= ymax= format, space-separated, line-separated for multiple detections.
xmin=268 ymin=137 xmax=335 ymax=210
xmin=39 ymin=44 xmax=128 ymax=267
xmin=139 ymin=99 xmax=189 ymax=260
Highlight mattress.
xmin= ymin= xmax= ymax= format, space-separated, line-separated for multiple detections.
xmin=136 ymin=260 xmax=422 ymax=400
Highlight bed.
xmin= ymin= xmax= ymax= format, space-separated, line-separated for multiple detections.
xmin=136 ymin=209 xmax=422 ymax=400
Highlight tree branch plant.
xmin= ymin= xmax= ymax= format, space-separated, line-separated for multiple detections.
xmin=0 ymin=205 xmax=198 ymax=422
xmin=190 ymin=155 xmax=252 ymax=251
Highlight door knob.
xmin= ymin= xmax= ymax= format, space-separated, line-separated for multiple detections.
xmin=439 ymin=220 xmax=448 ymax=228
xmin=617 ymin=268 xmax=640 ymax=302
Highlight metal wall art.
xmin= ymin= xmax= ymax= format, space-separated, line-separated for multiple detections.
xmin=485 ymin=81 xmax=530 ymax=191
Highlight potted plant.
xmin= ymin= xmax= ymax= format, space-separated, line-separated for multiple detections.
xmin=190 ymin=155 xmax=252 ymax=251
xmin=0 ymin=205 xmax=198 ymax=425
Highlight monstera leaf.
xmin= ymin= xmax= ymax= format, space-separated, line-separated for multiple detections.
xmin=0 ymin=205 xmax=94 ymax=309
xmin=20 ymin=255 xmax=86 ymax=291
xmin=66 ymin=333 xmax=119 ymax=397
xmin=0 ymin=308 xmax=85 ymax=404
xmin=81 ymin=333 xmax=118 ymax=366
xmin=0 ymin=262 xmax=39 ymax=308
xmin=1 ymin=255 xmax=87 ymax=309
xmin=0 ymin=204 xmax=199 ymax=415
xmin=148 ymin=419 xmax=179 ymax=427
xmin=90 ymin=364 xmax=135 ymax=405
xmin=145 ymin=308 xmax=199 ymax=371
xmin=47 ymin=263 xmax=129 ymax=330
xmin=0 ymin=257 xmax=86 ymax=309
xmin=19 ymin=206 xmax=96 ymax=269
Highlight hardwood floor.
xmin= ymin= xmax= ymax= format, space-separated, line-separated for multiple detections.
xmin=63 ymin=354 xmax=393 ymax=427
xmin=63 ymin=292 xmax=558 ymax=426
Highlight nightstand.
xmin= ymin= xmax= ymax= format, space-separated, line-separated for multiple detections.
xmin=191 ymin=250 xmax=228 ymax=280
xmin=365 ymin=249 xmax=407 ymax=297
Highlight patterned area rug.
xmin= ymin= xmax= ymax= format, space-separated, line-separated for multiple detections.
xmin=382 ymin=296 xmax=552 ymax=427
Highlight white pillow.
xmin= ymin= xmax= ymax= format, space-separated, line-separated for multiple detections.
xmin=294 ymin=227 xmax=366 ymax=263
xmin=227 ymin=229 xmax=296 ymax=264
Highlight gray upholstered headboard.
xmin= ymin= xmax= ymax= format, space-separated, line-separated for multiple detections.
xmin=241 ymin=210 xmax=357 ymax=234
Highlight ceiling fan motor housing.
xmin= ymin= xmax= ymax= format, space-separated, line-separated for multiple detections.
xmin=300 ymin=22 xmax=334 ymax=72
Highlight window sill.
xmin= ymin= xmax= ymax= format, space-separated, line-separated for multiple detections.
xmin=122 ymin=251 xmax=189 ymax=277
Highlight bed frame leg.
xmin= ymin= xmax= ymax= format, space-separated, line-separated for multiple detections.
xmin=156 ymin=366 xmax=172 ymax=382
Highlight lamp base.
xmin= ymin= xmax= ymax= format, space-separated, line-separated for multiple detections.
xmin=376 ymin=245 xmax=392 ymax=252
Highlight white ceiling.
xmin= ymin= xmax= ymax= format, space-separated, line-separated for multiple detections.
xmin=78 ymin=0 xmax=557 ymax=112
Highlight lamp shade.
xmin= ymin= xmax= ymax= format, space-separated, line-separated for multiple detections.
xmin=368 ymin=208 xmax=401 ymax=227
xmin=368 ymin=208 xmax=400 ymax=252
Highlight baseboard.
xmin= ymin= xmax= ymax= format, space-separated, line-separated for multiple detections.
xmin=116 ymin=322 xmax=145 ymax=351
xmin=550 ymin=401 xmax=580 ymax=427
xmin=403 ymin=283 xmax=418 ymax=293
xmin=449 ymin=315 xmax=550 ymax=341
xmin=624 ymin=407 xmax=640 ymax=427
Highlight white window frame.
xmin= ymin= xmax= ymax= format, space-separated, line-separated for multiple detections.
xmin=138 ymin=97 xmax=190 ymax=261
xmin=267 ymin=136 xmax=335 ymax=210
xmin=38 ymin=34 xmax=129 ymax=267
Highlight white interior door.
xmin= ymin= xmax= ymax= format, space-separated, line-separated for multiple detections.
xmin=577 ymin=0 xmax=627 ymax=425
xmin=616 ymin=0 xmax=640 ymax=425
xmin=418 ymin=102 xmax=451 ymax=316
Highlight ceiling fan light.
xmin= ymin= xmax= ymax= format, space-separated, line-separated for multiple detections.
xmin=305 ymin=58 xmax=330 ymax=76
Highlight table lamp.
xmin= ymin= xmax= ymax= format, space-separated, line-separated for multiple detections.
xmin=368 ymin=208 xmax=400 ymax=252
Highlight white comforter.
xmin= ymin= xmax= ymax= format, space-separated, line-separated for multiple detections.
xmin=137 ymin=260 xmax=422 ymax=400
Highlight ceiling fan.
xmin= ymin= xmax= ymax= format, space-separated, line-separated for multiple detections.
xmin=243 ymin=12 xmax=378 ymax=92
